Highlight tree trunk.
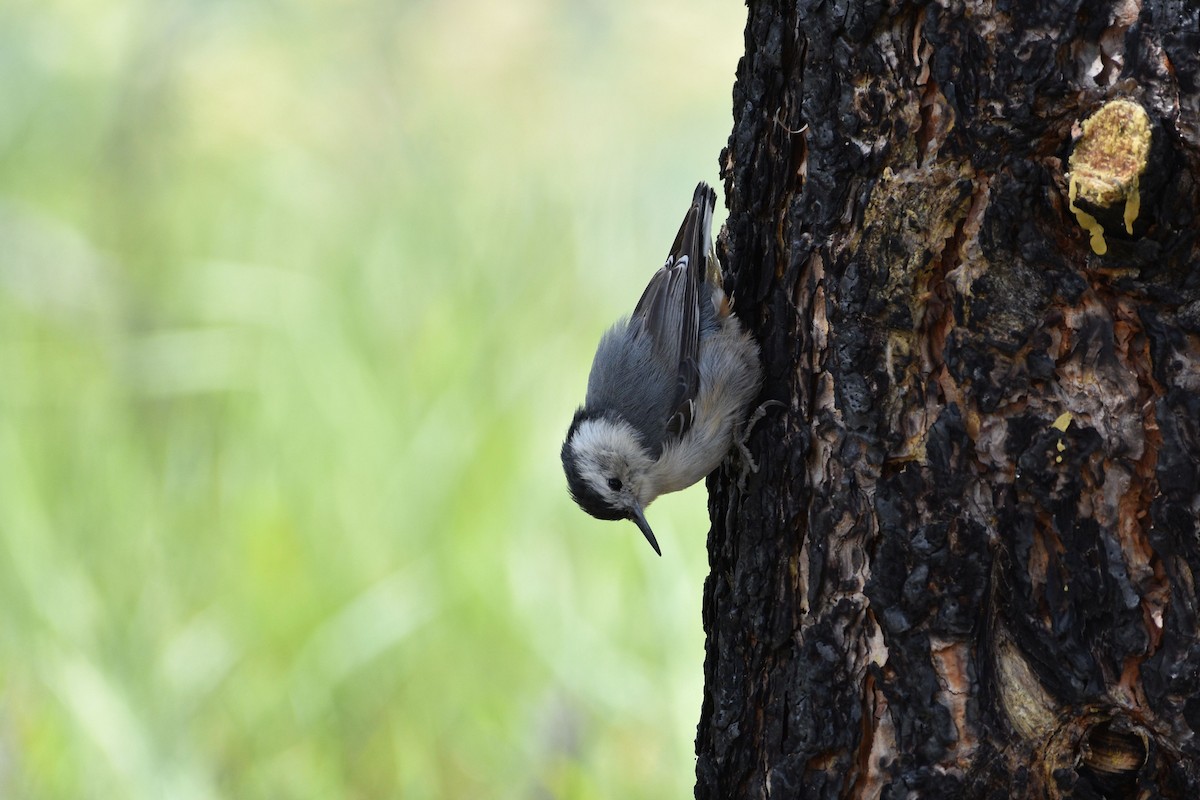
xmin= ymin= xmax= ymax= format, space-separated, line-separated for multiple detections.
xmin=697 ymin=2 xmax=1200 ymax=798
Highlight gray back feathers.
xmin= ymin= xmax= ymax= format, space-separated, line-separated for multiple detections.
xmin=582 ymin=182 xmax=720 ymax=458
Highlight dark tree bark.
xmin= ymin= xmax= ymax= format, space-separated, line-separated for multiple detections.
xmin=698 ymin=2 xmax=1200 ymax=798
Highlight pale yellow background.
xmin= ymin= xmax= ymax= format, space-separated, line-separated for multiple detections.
xmin=0 ymin=1 xmax=744 ymax=797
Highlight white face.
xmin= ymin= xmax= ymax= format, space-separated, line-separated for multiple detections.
xmin=566 ymin=416 xmax=662 ymax=554
xmin=569 ymin=416 xmax=650 ymax=515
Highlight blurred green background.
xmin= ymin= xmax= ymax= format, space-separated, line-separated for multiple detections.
xmin=0 ymin=1 xmax=744 ymax=798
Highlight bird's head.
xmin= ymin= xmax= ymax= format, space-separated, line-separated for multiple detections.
xmin=562 ymin=409 xmax=661 ymax=555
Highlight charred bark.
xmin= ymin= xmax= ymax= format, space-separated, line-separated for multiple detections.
xmin=698 ymin=1 xmax=1200 ymax=798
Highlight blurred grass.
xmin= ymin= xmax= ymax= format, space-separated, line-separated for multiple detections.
xmin=0 ymin=1 xmax=745 ymax=797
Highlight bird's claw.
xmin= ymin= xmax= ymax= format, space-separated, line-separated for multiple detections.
xmin=734 ymin=400 xmax=785 ymax=491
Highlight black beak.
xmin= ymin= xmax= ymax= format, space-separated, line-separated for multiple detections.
xmin=630 ymin=504 xmax=661 ymax=556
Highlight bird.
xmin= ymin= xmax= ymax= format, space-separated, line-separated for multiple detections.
xmin=561 ymin=182 xmax=764 ymax=555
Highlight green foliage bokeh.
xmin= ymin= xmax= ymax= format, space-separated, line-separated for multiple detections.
xmin=0 ymin=1 xmax=743 ymax=797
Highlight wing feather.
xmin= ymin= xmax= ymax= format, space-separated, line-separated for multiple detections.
xmin=629 ymin=182 xmax=715 ymax=443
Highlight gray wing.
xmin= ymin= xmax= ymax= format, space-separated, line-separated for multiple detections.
xmin=584 ymin=184 xmax=716 ymax=456
xmin=626 ymin=182 xmax=715 ymax=443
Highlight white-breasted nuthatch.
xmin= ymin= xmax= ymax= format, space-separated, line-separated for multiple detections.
xmin=561 ymin=182 xmax=763 ymax=555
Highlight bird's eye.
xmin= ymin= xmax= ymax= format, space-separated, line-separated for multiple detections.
xmin=607 ymin=477 xmax=623 ymax=491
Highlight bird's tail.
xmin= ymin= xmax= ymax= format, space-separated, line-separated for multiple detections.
xmin=690 ymin=182 xmax=730 ymax=318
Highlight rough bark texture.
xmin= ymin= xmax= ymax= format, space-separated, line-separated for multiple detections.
xmin=698 ymin=1 xmax=1200 ymax=798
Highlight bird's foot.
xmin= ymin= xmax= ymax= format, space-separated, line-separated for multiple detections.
xmin=735 ymin=400 xmax=784 ymax=491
